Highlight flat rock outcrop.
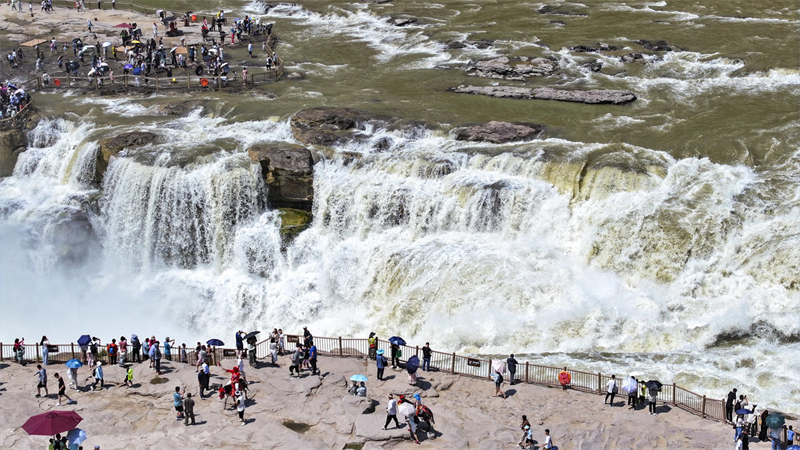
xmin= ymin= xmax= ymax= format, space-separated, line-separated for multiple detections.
xmin=445 ymin=39 xmax=494 ymax=50
xmin=0 ymin=128 xmax=27 ymax=177
xmin=450 ymin=85 xmax=637 ymax=105
xmin=467 ymin=56 xmax=556 ymax=80
xmin=454 ymin=121 xmax=544 ymax=144
xmin=248 ymin=144 xmax=314 ymax=211
xmin=95 ymin=131 xmax=158 ymax=181
xmin=290 ymin=107 xmax=393 ymax=147
xmin=635 ymin=39 xmax=680 ymax=52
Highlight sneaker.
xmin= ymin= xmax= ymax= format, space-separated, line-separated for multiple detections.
xmin=35 ymin=394 xmax=41 ymax=398
xmin=415 ymin=440 xmax=420 ymax=445
xmin=603 ymin=401 xmax=607 ymax=404
xmin=381 ymin=427 xmax=386 ymax=430
xmin=241 ymin=422 xmax=246 ymax=426
xmin=69 ymin=400 xmax=76 ymax=404
xmin=55 ymin=402 xmax=61 ymax=406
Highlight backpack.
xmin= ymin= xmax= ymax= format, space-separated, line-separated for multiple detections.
xmin=108 ymin=345 xmax=116 ymax=354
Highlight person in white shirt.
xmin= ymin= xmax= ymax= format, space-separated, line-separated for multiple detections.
xmin=236 ymin=392 xmax=246 ymax=425
xmin=604 ymin=374 xmax=617 ymax=406
xmin=543 ymin=428 xmax=554 ymax=449
xmin=382 ymin=394 xmax=400 ymax=430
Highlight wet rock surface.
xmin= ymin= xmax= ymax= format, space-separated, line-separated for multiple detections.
xmin=95 ymin=131 xmax=158 ymax=181
xmin=290 ymin=107 xmax=394 ymax=146
xmin=450 ymin=85 xmax=637 ymax=105
xmin=248 ymin=144 xmax=315 ymax=211
xmin=635 ymin=39 xmax=680 ymax=52
xmin=467 ymin=56 xmax=557 ymax=80
xmin=454 ymin=121 xmax=544 ymax=144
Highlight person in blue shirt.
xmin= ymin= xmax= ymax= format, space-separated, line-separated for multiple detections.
xmin=173 ymin=386 xmax=185 ymax=420
xmin=309 ymin=342 xmax=318 ymax=375
xmin=235 ymin=331 xmax=244 ymax=358
xmin=163 ymin=338 xmax=174 ymax=361
xmin=788 ymin=425 xmax=795 ymax=446
xmin=376 ymin=349 xmax=387 ymax=381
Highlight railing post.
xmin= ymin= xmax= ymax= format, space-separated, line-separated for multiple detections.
xmin=597 ymin=372 xmax=602 ymax=393
xmin=156 ymin=75 xmax=159 ymax=92
xmin=217 ymin=76 xmax=221 ymax=91
xmin=338 ymin=336 xmax=343 ymax=357
xmin=415 ymin=346 xmax=419 ymax=357
xmin=71 ymin=343 xmax=75 ymax=359
xmin=672 ymin=383 xmax=676 ymax=405
xmin=525 ymin=362 xmax=529 ymax=383
xmin=451 ymin=352 xmax=456 ymax=374
xmin=188 ymin=75 xmax=191 ymax=89
xmin=37 ymin=77 xmax=42 ymax=89
xmin=67 ymin=74 xmax=71 ymax=87
xmin=36 ymin=343 xmax=40 ymax=362
xmin=0 ymin=343 xmax=3 ymax=361
xmin=701 ymin=395 xmax=706 ymax=418
xmin=488 ymin=359 xmax=492 ymax=378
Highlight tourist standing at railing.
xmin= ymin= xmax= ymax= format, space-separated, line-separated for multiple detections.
xmin=198 ymin=361 xmax=210 ymax=397
xmin=40 ymin=336 xmax=50 ymax=365
xmin=130 ymin=335 xmax=141 ymax=363
xmin=119 ymin=336 xmax=128 ymax=366
xmin=604 ymin=374 xmax=617 ymax=407
xmin=235 ymin=331 xmax=244 ymax=358
xmin=507 ymin=354 xmax=518 ymax=385
xmin=638 ymin=380 xmax=646 ymax=408
xmin=180 ymin=343 xmax=188 ymax=364
xmin=390 ymin=342 xmax=400 ymax=369
xmin=196 ymin=345 xmax=207 ymax=372
xmin=164 ymin=337 xmax=175 ymax=361
xmin=107 ymin=339 xmax=118 ymax=365
xmin=368 ymin=333 xmax=377 ymax=360
xmin=87 ymin=338 xmax=97 ymax=367
xmin=727 ymin=388 xmax=737 ymax=422
xmin=303 ymin=326 xmax=313 ymax=348
xmin=418 ymin=343 xmax=430 ymax=371
xmin=270 ymin=338 xmax=278 ymax=365
xmin=278 ymin=329 xmax=285 ymax=355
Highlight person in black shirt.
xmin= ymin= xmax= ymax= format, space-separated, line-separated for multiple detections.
xmin=422 ymin=343 xmax=432 ymax=371
xmin=726 ymin=388 xmax=737 ymax=422
xmin=507 ymin=354 xmax=518 ymax=385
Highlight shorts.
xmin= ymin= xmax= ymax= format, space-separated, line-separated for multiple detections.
xmin=175 ymin=405 xmax=184 ymax=413
xmin=38 ymin=382 xmax=46 ymax=388
xmin=59 ymin=388 xmax=66 ymax=395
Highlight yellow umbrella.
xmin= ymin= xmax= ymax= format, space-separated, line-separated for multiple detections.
xmin=131 ymin=40 xmax=141 ymax=44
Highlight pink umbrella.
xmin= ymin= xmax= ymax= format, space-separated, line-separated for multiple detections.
xmin=22 ymin=411 xmax=83 ymax=436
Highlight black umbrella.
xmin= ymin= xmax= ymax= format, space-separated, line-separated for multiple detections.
xmin=67 ymin=61 xmax=81 ymax=71
xmin=645 ymin=380 xmax=663 ymax=391
xmin=244 ymin=331 xmax=260 ymax=340
xmin=72 ymin=38 xmax=82 ymax=44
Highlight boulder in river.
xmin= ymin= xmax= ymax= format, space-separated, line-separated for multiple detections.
xmin=467 ymin=56 xmax=557 ymax=80
xmin=248 ymin=144 xmax=314 ymax=211
xmin=620 ymin=52 xmax=646 ymax=63
xmin=152 ymin=100 xmax=209 ymax=116
xmin=454 ymin=121 xmax=544 ymax=144
xmin=290 ymin=107 xmax=393 ymax=146
xmin=571 ymin=42 xmax=620 ymax=53
xmin=450 ymin=85 xmax=637 ymax=105
xmin=445 ymin=39 xmax=494 ymax=50
xmin=388 ymin=16 xmax=418 ymax=27
xmin=95 ymin=131 xmax=158 ymax=181
xmin=538 ymin=5 xmax=588 ymax=16
xmin=635 ymin=39 xmax=680 ymax=52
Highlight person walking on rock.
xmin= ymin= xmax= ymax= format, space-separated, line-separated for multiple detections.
xmin=493 ymin=370 xmax=506 ymax=399
xmin=54 ymin=373 xmax=74 ymax=406
xmin=34 ymin=364 xmax=48 ymax=397
xmin=125 ymin=366 xmax=134 ymax=387
xmin=604 ymin=375 xmax=617 ymax=406
xmin=289 ymin=345 xmax=302 ymax=377
xmin=236 ymin=391 xmax=246 ymax=425
xmin=90 ymin=361 xmax=104 ymax=390
xmin=542 ymin=429 xmax=555 ymax=449
xmin=184 ymin=393 xmax=196 ymax=425
xmin=382 ymin=394 xmax=400 ymax=430
xmin=198 ymin=361 xmax=210 ymax=397
xmin=517 ymin=415 xmax=531 ymax=447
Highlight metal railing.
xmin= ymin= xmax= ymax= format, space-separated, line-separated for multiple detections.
xmin=0 ymin=335 xmax=741 ymax=424
xmin=0 ymin=100 xmax=35 ymax=128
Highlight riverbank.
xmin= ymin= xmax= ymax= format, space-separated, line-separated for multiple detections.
xmin=0 ymin=353 xmax=779 ymax=449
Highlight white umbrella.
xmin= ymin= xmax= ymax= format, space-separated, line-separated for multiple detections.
xmin=102 ymin=42 xmax=112 ymax=47
xmin=622 ymin=377 xmax=638 ymax=395
xmin=67 ymin=428 xmax=87 ymax=446
xmin=82 ymin=45 xmax=93 ymax=52
xmin=492 ymin=360 xmax=506 ymax=374
xmin=398 ymin=402 xmax=415 ymax=418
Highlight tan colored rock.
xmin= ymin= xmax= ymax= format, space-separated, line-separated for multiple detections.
xmin=95 ymin=131 xmax=158 ymax=181
xmin=248 ymin=145 xmax=314 ymax=211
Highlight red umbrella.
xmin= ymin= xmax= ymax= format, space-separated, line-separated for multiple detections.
xmin=113 ymin=23 xmax=134 ymax=28
xmin=22 ymin=411 xmax=83 ymax=436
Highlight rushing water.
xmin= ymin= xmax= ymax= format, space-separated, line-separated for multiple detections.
xmin=1 ymin=0 xmax=799 ymax=413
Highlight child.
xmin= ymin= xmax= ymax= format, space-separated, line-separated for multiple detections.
xmin=173 ymin=386 xmax=185 ymax=419
xmin=125 ymin=366 xmax=134 ymax=387
xmin=54 ymin=373 xmax=75 ymax=406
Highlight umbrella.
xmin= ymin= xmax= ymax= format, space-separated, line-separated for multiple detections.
xmin=622 ymin=377 xmax=638 ymax=395
xmin=388 ymin=336 xmax=406 ymax=346
xmin=645 ymin=380 xmax=662 ymax=391
xmin=206 ymin=339 xmax=224 ymax=346
xmin=77 ymin=335 xmax=91 ymax=346
xmin=22 ymin=411 xmax=83 ymax=436
xmin=349 ymin=374 xmax=368 ymax=382
xmin=131 ymin=40 xmax=142 ymax=44
xmin=66 ymin=428 xmax=87 ymax=446
xmin=398 ymin=402 xmax=415 ymax=417
xmin=376 ymin=349 xmax=384 ymax=355
xmin=82 ymin=45 xmax=93 ymax=52
xmin=406 ymin=355 xmax=420 ymax=374
xmin=102 ymin=42 xmax=112 ymax=48
xmin=765 ymin=414 xmax=785 ymax=430
xmin=735 ymin=408 xmax=752 ymax=415
xmin=113 ymin=23 xmax=133 ymax=28
xmin=132 ymin=67 xmax=142 ymax=75
xmin=124 ymin=64 xmax=133 ymax=69
xmin=72 ymin=38 xmax=82 ymax=43
xmin=65 ymin=359 xmax=82 ymax=369
xmin=244 ymin=331 xmax=260 ymax=340
xmin=786 ymin=446 xmax=800 ymax=450
xmin=491 ymin=359 xmax=506 ymax=374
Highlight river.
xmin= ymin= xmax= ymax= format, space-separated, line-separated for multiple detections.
xmin=0 ymin=0 xmax=798 ymax=413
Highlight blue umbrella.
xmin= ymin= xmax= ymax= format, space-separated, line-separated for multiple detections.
xmin=406 ymin=355 xmax=420 ymax=374
xmin=132 ymin=67 xmax=142 ymax=75
xmin=786 ymin=446 xmax=800 ymax=450
xmin=65 ymin=359 xmax=83 ymax=369
xmin=376 ymin=349 xmax=385 ymax=355
xmin=124 ymin=64 xmax=133 ymax=69
xmin=736 ymin=408 xmax=752 ymax=415
xmin=765 ymin=414 xmax=785 ymax=429
xmin=66 ymin=428 xmax=87 ymax=446
xmin=350 ymin=374 xmax=368 ymax=382
xmin=77 ymin=335 xmax=91 ymax=346
xmin=206 ymin=339 xmax=224 ymax=346
xmin=388 ymin=336 xmax=406 ymax=346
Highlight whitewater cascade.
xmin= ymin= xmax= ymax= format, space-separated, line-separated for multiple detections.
xmin=0 ymin=114 xmax=798 ymax=413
